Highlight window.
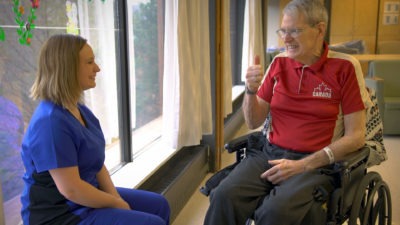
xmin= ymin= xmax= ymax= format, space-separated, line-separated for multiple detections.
xmin=0 ymin=0 xmax=168 ymax=222
xmin=0 ymin=0 xmax=167 ymax=223
xmin=0 ymin=1 xmax=122 ymax=223
xmin=230 ymin=0 xmax=246 ymax=86
xmin=126 ymin=0 xmax=164 ymax=159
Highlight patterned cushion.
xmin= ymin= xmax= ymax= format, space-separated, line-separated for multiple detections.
xmin=365 ymin=87 xmax=387 ymax=167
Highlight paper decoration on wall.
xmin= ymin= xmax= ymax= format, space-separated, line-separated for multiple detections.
xmin=0 ymin=27 xmax=5 ymax=42
xmin=1 ymin=0 xmax=106 ymax=44
xmin=66 ymin=1 xmax=79 ymax=35
xmin=12 ymin=0 xmax=40 ymax=45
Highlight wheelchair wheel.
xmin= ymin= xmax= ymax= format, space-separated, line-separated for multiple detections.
xmin=348 ymin=171 xmax=392 ymax=225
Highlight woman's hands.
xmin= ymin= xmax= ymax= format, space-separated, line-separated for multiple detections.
xmin=49 ymin=166 xmax=132 ymax=210
xmin=114 ymin=197 xmax=131 ymax=210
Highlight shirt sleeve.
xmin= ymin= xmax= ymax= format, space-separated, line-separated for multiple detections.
xmin=351 ymin=56 xmax=373 ymax=108
xmin=30 ymin=112 xmax=79 ymax=173
xmin=257 ymin=60 xmax=278 ymax=103
xmin=340 ymin=58 xmax=371 ymax=114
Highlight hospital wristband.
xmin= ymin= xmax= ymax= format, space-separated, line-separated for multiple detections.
xmin=323 ymin=146 xmax=335 ymax=164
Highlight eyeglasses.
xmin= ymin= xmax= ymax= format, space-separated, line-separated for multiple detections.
xmin=276 ymin=28 xmax=305 ymax=39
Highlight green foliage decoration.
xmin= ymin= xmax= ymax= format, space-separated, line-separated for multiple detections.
xmin=0 ymin=27 xmax=5 ymax=41
xmin=12 ymin=0 xmax=39 ymax=45
xmin=3 ymin=0 xmax=106 ymax=44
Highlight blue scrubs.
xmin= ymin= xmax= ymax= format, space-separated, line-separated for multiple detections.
xmin=21 ymin=101 xmax=170 ymax=225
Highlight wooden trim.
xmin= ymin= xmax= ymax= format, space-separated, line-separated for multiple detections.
xmin=214 ymin=0 xmax=223 ymax=171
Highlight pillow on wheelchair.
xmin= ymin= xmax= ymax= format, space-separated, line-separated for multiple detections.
xmin=365 ymin=87 xmax=387 ymax=167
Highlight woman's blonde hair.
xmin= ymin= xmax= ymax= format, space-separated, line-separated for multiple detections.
xmin=30 ymin=34 xmax=87 ymax=108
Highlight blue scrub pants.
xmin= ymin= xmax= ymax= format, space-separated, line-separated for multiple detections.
xmin=78 ymin=187 xmax=170 ymax=225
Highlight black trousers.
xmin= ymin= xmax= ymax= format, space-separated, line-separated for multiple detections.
xmin=204 ymin=141 xmax=334 ymax=225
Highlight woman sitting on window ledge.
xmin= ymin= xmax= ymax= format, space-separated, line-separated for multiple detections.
xmin=20 ymin=34 xmax=170 ymax=225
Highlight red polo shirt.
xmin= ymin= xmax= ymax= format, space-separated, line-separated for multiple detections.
xmin=257 ymin=43 xmax=369 ymax=152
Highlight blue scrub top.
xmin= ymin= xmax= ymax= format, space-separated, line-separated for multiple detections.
xmin=20 ymin=100 xmax=106 ymax=225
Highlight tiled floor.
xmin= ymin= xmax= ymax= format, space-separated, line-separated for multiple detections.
xmin=172 ymin=125 xmax=400 ymax=225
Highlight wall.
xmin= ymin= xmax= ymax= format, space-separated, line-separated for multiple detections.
xmin=330 ymin=0 xmax=400 ymax=51
xmin=0 ymin=184 xmax=4 ymax=225
xmin=329 ymin=0 xmax=381 ymax=75
xmin=377 ymin=0 xmax=400 ymax=42
xmin=330 ymin=0 xmax=379 ymax=53
xmin=271 ymin=0 xmax=400 ymax=54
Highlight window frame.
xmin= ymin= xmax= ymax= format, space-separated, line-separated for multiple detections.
xmin=115 ymin=0 xmax=132 ymax=167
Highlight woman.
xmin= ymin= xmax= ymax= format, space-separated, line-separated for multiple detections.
xmin=20 ymin=34 xmax=170 ymax=225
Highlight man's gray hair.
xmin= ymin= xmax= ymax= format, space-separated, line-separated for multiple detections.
xmin=283 ymin=0 xmax=328 ymax=26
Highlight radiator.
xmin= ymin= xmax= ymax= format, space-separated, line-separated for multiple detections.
xmin=137 ymin=144 xmax=209 ymax=222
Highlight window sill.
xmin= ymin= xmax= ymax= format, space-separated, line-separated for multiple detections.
xmin=111 ymin=86 xmax=245 ymax=189
xmin=111 ymin=139 xmax=177 ymax=188
xmin=232 ymin=85 xmax=245 ymax=101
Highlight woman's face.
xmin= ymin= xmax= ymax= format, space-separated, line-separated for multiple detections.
xmin=78 ymin=44 xmax=100 ymax=91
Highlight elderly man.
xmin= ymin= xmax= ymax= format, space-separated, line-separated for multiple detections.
xmin=203 ymin=0 xmax=370 ymax=224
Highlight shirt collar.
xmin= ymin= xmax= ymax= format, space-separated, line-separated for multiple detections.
xmin=288 ymin=42 xmax=329 ymax=71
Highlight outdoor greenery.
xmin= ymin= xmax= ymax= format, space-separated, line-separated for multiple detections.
xmin=132 ymin=0 xmax=162 ymax=128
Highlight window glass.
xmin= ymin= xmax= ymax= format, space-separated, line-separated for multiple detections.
xmin=126 ymin=0 xmax=163 ymax=158
xmin=230 ymin=0 xmax=245 ymax=85
xmin=0 ymin=1 xmax=121 ymax=224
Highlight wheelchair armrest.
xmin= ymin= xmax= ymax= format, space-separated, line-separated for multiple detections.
xmin=334 ymin=147 xmax=370 ymax=171
xmin=224 ymin=131 xmax=263 ymax=153
xmin=225 ymin=132 xmax=370 ymax=171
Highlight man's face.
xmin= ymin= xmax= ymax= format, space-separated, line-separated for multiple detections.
xmin=279 ymin=13 xmax=323 ymax=65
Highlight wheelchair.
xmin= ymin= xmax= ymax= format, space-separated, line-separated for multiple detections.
xmin=200 ymin=87 xmax=392 ymax=225
xmin=200 ymin=131 xmax=392 ymax=225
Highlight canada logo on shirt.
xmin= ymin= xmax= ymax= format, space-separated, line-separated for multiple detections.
xmin=313 ymin=82 xmax=332 ymax=98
